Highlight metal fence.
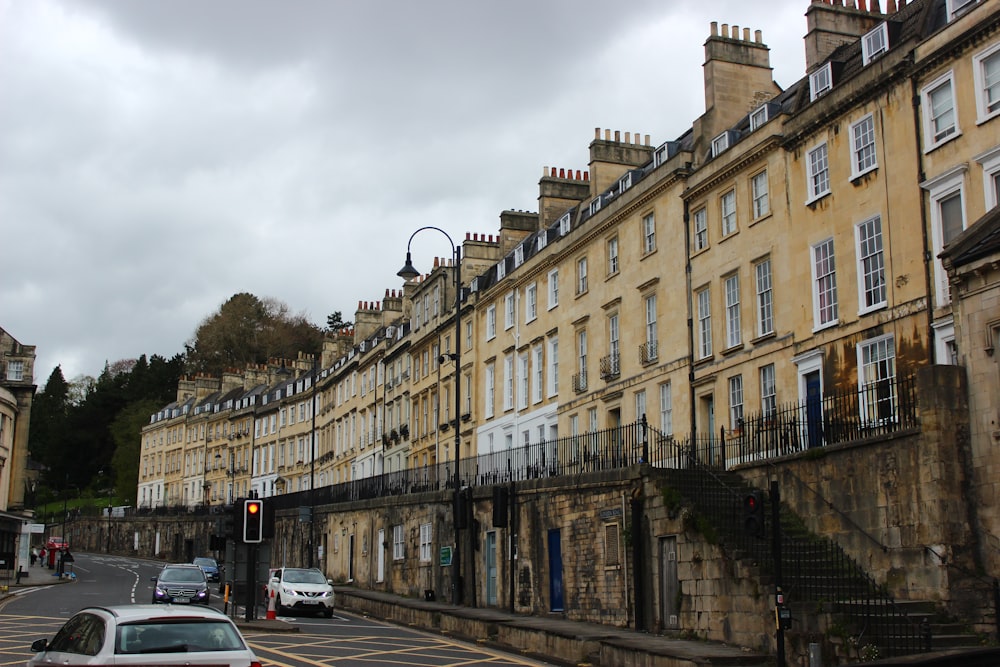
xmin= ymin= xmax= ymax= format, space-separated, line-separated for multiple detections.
xmin=648 ymin=375 xmax=918 ymax=471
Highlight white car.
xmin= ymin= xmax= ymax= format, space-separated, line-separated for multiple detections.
xmin=28 ymin=604 xmax=261 ymax=666
xmin=266 ymin=567 xmax=335 ymax=617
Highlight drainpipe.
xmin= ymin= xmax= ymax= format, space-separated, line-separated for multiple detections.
xmin=683 ymin=201 xmax=697 ymax=433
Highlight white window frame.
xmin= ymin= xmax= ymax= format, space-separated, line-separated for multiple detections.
xmin=514 ymin=245 xmax=524 ymax=267
xmin=921 ymin=165 xmax=968 ymax=306
xmin=496 ymin=260 xmax=506 ymax=280
xmin=857 ymin=333 xmax=897 ymax=424
xmin=486 ymin=304 xmax=497 ymax=340
xmin=547 ymin=269 xmax=559 ymax=309
xmin=589 ymin=197 xmax=603 ymax=215
xmin=720 ymin=189 xmax=737 ymax=236
xmin=393 ymin=524 xmax=405 ymax=560
xmin=755 ymin=258 xmax=774 ymax=337
xmin=855 ymin=215 xmax=886 ymax=314
xmin=862 ymin=23 xmax=889 ymax=65
xmin=850 ymin=114 xmax=878 ymax=178
xmin=728 ymin=375 xmax=744 ymax=430
xmin=806 ymin=141 xmax=831 ymax=203
xmin=659 ymin=382 xmax=673 ymax=436
xmin=697 ymin=287 xmax=712 ymax=359
xmin=537 ymin=232 xmax=547 ymax=251
xmin=809 ymin=62 xmax=833 ymax=101
xmin=973 ymin=42 xmax=1000 ymax=124
xmin=811 ymin=238 xmax=839 ymax=330
xmin=725 ymin=274 xmax=741 ymax=349
xmin=419 ymin=523 xmax=432 ymax=562
xmin=559 ymin=213 xmax=571 ymax=236
xmin=504 ymin=292 xmax=515 ymax=331
xmin=517 ymin=352 xmax=529 ymax=411
xmin=503 ymin=353 xmax=514 ymax=411
xmin=749 ymin=105 xmax=769 ymax=131
xmin=525 ymin=283 xmax=538 ymax=323
xmin=921 ymin=71 xmax=960 ymax=151
xmin=645 ymin=294 xmax=658 ymax=353
xmin=607 ymin=236 xmax=619 ymax=275
xmin=752 ymin=170 xmax=770 ymax=220
xmin=711 ymin=132 xmax=730 ymax=157
xmin=642 ymin=212 xmax=656 ymax=253
xmin=547 ymin=337 xmax=559 ymax=397
xmin=975 ymin=145 xmax=1000 ymax=209
xmin=946 ymin=0 xmax=979 ymax=21
xmin=576 ymin=256 xmax=588 ymax=295
xmin=532 ymin=344 xmax=544 ymax=404
xmin=932 ymin=317 xmax=957 ymax=365
xmin=693 ymin=208 xmax=708 ymax=251
xmin=484 ymin=363 xmax=495 ymax=419
xmin=760 ymin=364 xmax=777 ymax=416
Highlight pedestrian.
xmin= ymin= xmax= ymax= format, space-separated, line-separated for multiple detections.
xmin=40 ymin=546 xmax=46 ymax=567
xmin=30 ymin=546 xmax=38 ymax=566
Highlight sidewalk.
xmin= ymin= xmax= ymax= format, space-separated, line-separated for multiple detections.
xmin=332 ymin=585 xmax=771 ymax=667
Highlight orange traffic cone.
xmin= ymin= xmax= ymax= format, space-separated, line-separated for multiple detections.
xmin=266 ymin=589 xmax=277 ymax=620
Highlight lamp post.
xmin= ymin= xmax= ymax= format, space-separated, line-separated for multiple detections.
xmin=398 ymin=226 xmax=464 ymax=605
xmin=309 ymin=355 xmax=318 ymax=568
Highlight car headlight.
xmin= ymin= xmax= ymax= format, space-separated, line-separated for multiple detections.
xmin=195 ymin=590 xmax=208 ymax=599
xmin=154 ymin=587 xmax=167 ymax=597
xmin=282 ymin=586 xmax=294 ymax=596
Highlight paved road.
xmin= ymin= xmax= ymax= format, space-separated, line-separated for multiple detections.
xmin=1 ymin=553 xmax=554 ymax=667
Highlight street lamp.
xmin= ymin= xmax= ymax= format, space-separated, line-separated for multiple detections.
xmin=398 ymin=226 xmax=464 ymax=605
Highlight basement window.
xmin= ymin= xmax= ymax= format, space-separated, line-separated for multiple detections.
xmin=604 ymin=523 xmax=621 ymax=567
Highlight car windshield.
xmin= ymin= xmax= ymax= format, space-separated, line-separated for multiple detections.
xmin=193 ymin=558 xmax=217 ymax=568
xmin=159 ymin=568 xmax=205 ymax=583
xmin=284 ymin=569 xmax=327 ymax=584
xmin=116 ymin=620 xmax=244 ymax=654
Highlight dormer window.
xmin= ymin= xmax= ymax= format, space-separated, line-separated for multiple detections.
xmin=589 ymin=197 xmax=603 ymax=215
xmin=514 ymin=245 xmax=524 ymax=267
xmin=537 ymin=233 xmax=547 ymax=251
xmin=749 ymin=105 xmax=769 ymax=131
xmin=496 ymin=260 xmax=506 ymax=280
xmin=711 ymin=132 xmax=730 ymax=157
xmin=618 ymin=172 xmax=633 ymax=193
xmin=810 ymin=63 xmax=833 ymax=101
xmin=947 ymin=0 xmax=979 ymax=20
xmin=470 ymin=276 xmax=479 ymax=293
xmin=559 ymin=212 xmax=572 ymax=236
xmin=862 ymin=23 xmax=889 ymax=65
xmin=654 ymin=143 xmax=669 ymax=166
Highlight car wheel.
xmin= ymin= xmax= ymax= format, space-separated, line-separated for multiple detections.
xmin=323 ymin=607 xmax=333 ymax=618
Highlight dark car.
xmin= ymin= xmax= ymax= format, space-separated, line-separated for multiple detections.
xmin=151 ymin=564 xmax=210 ymax=605
xmin=193 ymin=557 xmax=221 ymax=582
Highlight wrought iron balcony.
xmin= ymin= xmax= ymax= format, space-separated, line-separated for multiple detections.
xmin=599 ymin=354 xmax=620 ymax=381
xmin=572 ymin=372 xmax=588 ymax=393
xmin=639 ymin=341 xmax=658 ymax=364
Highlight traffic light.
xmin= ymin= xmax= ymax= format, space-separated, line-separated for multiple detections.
xmin=221 ymin=506 xmax=235 ymax=540
xmin=243 ymin=499 xmax=263 ymax=543
xmin=742 ymin=490 xmax=765 ymax=538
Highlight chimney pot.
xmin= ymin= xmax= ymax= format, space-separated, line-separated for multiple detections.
xmin=625 ymin=131 xmax=631 ymax=143
xmin=743 ymin=27 xmax=750 ymax=41
xmin=614 ymin=130 xmax=621 ymax=141
xmin=711 ymin=21 xmax=718 ymax=36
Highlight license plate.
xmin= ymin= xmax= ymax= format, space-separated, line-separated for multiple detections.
xmin=174 ymin=597 xmax=190 ymax=604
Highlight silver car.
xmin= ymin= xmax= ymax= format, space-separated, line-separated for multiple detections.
xmin=28 ymin=604 xmax=261 ymax=666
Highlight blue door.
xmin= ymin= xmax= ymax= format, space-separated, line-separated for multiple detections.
xmin=548 ymin=529 xmax=564 ymax=612
xmin=806 ymin=371 xmax=823 ymax=449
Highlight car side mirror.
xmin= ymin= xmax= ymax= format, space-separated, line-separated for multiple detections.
xmin=269 ymin=577 xmax=279 ymax=583
xmin=30 ymin=639 xmax=48 ymax=652
xmin=327 ymin=579 xmax=334 ymax=585
xmin=150 ymin=576 xmax=158 ymax=582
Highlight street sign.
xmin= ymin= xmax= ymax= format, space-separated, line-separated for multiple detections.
xmin=440 ymin=546 xmax=453 ymax=566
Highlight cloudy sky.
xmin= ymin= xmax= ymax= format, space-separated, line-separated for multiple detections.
xmin=1 ymin=0 xmax=810 ymax=387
